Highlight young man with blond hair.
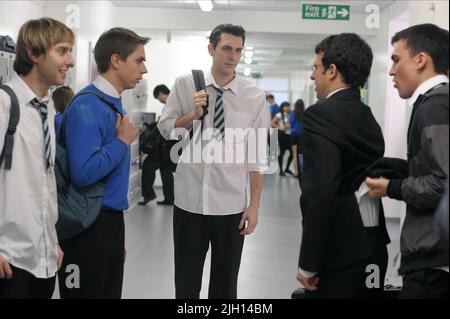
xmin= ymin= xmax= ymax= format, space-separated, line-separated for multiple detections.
xmin=0 ymin=18 xmax=74 ymax=299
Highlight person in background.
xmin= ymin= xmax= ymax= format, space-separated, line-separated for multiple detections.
xmin=52 ymin=85 xmax=74 ymax=133
xmin=266 ymin=93 xmax=279 ymax=119
xmin=139 ymin=84 xmax=174 ymax=206
xmin=290 ymin=99 xmax=305 ymax=179
xmin=153 ymin=84 xmax=170 ymax=104
xmin=272 ymin=101 xmax=294 ymax=176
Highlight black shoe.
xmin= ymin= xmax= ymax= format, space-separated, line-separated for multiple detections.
xmin=285 ymin=169 xmax=294 ymax=175
xmin=138 ymin=194 xmax=156 ymax=205
xmin=279 ymin=171 xmax=286 ymax=176
xmin=157 ymin=200 xmax=174 ymax=206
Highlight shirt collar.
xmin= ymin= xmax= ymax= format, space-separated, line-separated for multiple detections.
xmin=93 ymin=75 xmax=121 ymax=99
xmin=204 ymin=69 xmax=239 ymax=95
xmin=9 ymin=73 xmax=50 ymax=106
xmin=408 ymin=75 xmax=449 ymax=107
xmin=326 ymin=87 xmax=349 ymax=99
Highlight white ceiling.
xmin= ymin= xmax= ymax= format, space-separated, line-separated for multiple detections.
xmin=112 ymin=0 xmax=394 ymax=13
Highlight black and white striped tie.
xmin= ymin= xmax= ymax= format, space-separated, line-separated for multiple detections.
xmin=31 ymin=98 xmax=52 ymax=169
xmin=213 ymin=87 xmax=225 ymax=140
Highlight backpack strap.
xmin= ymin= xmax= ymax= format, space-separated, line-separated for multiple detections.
xmin=59 ymin=90 xmax=123 ymax=148
xmin=57 ymin=90 xmax=122 ymax=191
xmin=192 ymin=70 xmax=208 ymax=119
xmin=0 ymin=84 xmax=20 ymax=170
xmin=191 ymin=70 xmax=208 ymax=141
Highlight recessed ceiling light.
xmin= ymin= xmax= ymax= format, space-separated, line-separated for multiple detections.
xmin=198 ymin=0 xmax=213 ymax=12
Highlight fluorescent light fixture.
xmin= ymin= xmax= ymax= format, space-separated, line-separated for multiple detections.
xmin=244 ymin=50 xmax=254 ymax=58
xmin=244 ymin=68 xmax=251 ymax=76
xmin=198 ymin=0 xmax=213 ymax=12
xmin=245 ymin=58 xmax=253 ymax=64
xmin=246 ymin=46 xmax=254 ymax=50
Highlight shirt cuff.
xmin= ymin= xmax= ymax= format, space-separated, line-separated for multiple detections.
xmin=387 ymin=179 xmax=403 ymax=201
xmin=298 ymin=267 xmax=318 ymax=279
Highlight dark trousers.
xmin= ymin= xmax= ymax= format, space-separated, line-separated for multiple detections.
xmin=173 ymin=206 xmax=245 ymax=299
xmin=400 ymin=269 xmax=449 ymax=299
xmin=0 ymin=266 xmax=55 ymax=299
xmin=141 ymin=156 xmax=174 ymax=202
xmin=58 ymin=209 xmax=125 ymax=299
xmin=278 ymin=133 xmax=293 ymax=172
xmin=305 ymin=227 xmax=388 ymax=299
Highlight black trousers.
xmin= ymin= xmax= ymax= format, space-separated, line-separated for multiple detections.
xmin=141 ymin=156 xmax=174 ymax=202
xmin=0 ymin=266 xmax=55 ymax=299
xmin=305 ymin=227 xmax=388 ymax=299
xmin=173 ymin=206 xmax=245 ymax=299
xmin=58 ymin=209 xmax=125 ymax=299
xmin=278 ymin=133 xmax=293 ymax=172
xmin=400 ymin=269 xmax=449 ymax=299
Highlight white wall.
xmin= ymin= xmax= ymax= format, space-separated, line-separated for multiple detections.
xmin=290 ymin=70 xmax=314 ymax=108
xmin=144 ymin=37 xmax=211 ymax=116
xmin=0 ymin=1 xmax=43 ymax=39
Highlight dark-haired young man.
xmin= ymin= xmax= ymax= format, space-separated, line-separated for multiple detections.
xmin=296 ymin=33 xmax=390 ymax=298
xmin=266 ymin=94 xmax=279 ymax=119
xmin=58 ymin=28 xmax=148 ymax=299
xmin=366 ymin=24 xmax=449 ymax=299
xmin=139 ymin=84 xmax=174 ymax=206
xmin=158 ymin=24 xmax=270 ymax=299
xmin=0 ymin=18 xmax=74 ymax=299
xmin=153 ymin=84 xmax=170 ymax=104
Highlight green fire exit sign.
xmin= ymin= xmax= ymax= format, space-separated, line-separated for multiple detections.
xmin=302 ymin=4 xmax=350 ymax=20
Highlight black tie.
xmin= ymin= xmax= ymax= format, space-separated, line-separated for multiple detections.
xmin=31 ymin=98 xmax=52 ymax=168
xmin=213 ymin=87 xmax=224 ymax=140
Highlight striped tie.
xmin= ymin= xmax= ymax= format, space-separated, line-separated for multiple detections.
xmin=31 ymin=98 xmax=52 ymax=169
xmin=213 ymin=87 xmax=225 ymax=140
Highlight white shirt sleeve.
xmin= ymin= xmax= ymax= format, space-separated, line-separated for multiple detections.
xmin=298 ymin=267 xmax=318 ymax=278
xmin=157 ymin=77 xmax=186 ymax=140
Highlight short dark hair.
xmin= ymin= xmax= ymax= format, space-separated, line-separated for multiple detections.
xmin=266 ymin=94 xmax=274 ymax=101
xmin=294 ymin=99 xmax=305 ymax=121
xmin=209 ymin=24 xmax=245 ymax=49
xmin=94 ymin=28 xmax=149 ymax=74
xmin=52 ymin=86 xmax=74 ymax=113
xmin=391 ymin=23 xmax=449 ymax=75
xmin=315 ymin=33 xmax=372 ymax=89
xmin=153 ymin=84 xmax=170 ymax=99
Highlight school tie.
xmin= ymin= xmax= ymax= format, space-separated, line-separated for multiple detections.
xmin=213 ymin=87 xmax=225 ymax=140
xmin=31 ymin=98 xmax=52 ymax=169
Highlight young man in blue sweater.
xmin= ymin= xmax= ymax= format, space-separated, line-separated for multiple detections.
xmin=58 ymin=28 xmax=148 ymax=299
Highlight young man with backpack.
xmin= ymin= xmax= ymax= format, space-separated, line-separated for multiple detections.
xmin=0 ymin=18 xmax=74 ymax=299
xmin=139 ymin=84 xmax=174 ymax=206
xmin=58 ymin=28 xmax=148 ymax=299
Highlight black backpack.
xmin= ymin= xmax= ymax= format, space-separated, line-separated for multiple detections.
xmin=140 ymin=121 xmax=162 ymax=158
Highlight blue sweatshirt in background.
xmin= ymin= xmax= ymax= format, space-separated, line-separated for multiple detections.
xmin=60 ymin=84 xmax=130 ymax=211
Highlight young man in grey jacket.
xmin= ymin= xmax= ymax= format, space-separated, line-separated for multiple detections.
xmin=366 ymin=24 xmax=449 ymax=299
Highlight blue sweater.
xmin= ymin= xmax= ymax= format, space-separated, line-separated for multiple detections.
xmin=289 ymin=112 xmax=302 ymax=135
xmin=61 ymin=84 xmax=130 ymax=211
xmin=54 ymin=113 xmax=62 ymax=133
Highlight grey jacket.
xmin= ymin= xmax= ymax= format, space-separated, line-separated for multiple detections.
xmin=388 ymin=84 xmax=449 ymax=274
